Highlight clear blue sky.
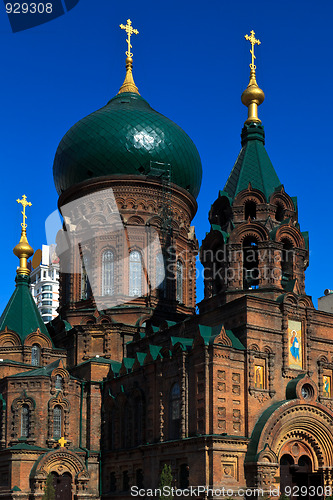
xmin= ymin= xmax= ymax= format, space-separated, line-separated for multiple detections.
xmin=1 ymin=0 xmax=332 ymax=312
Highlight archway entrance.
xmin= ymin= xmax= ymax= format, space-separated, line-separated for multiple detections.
xmin=52 ymin=471 xmax=72 ymax=500
xmin=280 ymin=453 xmax=323 ymax=500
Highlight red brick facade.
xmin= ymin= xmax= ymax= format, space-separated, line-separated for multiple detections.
xmin=1 ymin=80 xmax=333 ymax=500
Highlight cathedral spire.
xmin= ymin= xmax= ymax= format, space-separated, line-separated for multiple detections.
xmin=118 ymin=19 xmax=140 ymax=95
xmin=241 ymin=30 xmax=265 ymax=124
xmin=13 ymin=195 xmax=34 ymax=276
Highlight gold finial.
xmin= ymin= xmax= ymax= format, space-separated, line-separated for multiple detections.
xmin=241 ymin=30 xmax=265 ymax=125
xmin=118 ymin=19 xmax=140 ymax=95
xmin=245 ymin=30 xmax=261 ymax=70
xmin=16 ymin=194 xmax=32 ymax=229
xmin=13 ymin=195 xmax=34 ymax=276
xmin=120 ymin=19 xmax=139 ymax=58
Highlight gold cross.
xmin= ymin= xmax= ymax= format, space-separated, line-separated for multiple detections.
xmin=16 ymin=195 xmax=32 ymax=230
xmin=244 ymin=30 xmax=261 ymax=69
xmin=119 ymin=19 xmax=139 ymax=58
xmin=58 ymin=436 xmax=67 ymax=448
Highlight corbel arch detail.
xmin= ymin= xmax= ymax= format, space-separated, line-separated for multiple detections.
xmin=269 ymin=190 xmax=295 ymax=213
xmin=24 ymin=331 xmax=52 ymax=349
xmin=229 ymin=222 xmax=269 ymax=244
xmin=233 ymin=187 xmax=267 ymax=206
xmin=127 ymin=215 xmax=145 ymax=225
xmin=274 ymin=225 xmax=305 ymax=249
xmin=0 ymin=328 xmax=21 ymax=347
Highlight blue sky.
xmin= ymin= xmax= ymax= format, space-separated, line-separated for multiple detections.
xmin=0 ymin=0 xmax=332 ymax=312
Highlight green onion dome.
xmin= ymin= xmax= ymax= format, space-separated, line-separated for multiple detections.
xmin=53 ymin=91 xmax=202 ymax=199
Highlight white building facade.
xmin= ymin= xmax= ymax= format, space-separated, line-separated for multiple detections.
xmin=30 ymin=244 xmax=59 ymax=323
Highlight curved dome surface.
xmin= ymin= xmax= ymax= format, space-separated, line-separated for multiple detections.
xmin=53 ymin=92 xmax=202 ymax=198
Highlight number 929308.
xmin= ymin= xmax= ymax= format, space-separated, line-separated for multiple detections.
xmin=6 ymin=3 xmax=53 ymax=14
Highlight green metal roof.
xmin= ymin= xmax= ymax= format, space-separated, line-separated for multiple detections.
xmin=245 ymin=400 xmax=287 ymax=462
xmin=53 ymin=92 xmax=202 ymax=198
xmin=170 ymin=337 xmax=194 ymax=350
xmin=9 ymin=443 xmax=47 ymax=451
xmin=0 ymin=275 xmax=52 ymax=343
xmin=75 ymin=356 xmax=122 ymax=370
xmin=224 ymin=123 xmax=281 ymax=201
xmin=198 ymin=324 xmax=245 ymax=350
xmin=9 ymin=359 xmax=61 ymax=378
xmin=135 ymin=352 xmax=146 ymax=366
xmin=148 ymin=345 xmax=162 ymax=360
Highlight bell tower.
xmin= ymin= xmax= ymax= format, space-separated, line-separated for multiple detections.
xmin=52 ymin=21 xmax=202 ymax=365
xmin=200 ymin=31 xmax=309 ymax=312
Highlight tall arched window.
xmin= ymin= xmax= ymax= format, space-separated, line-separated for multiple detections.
xmin=81 ymin=254 xmax=92 ymax=300
xmin=123 ymin=402 xmax=133 ymax=448
xmin=243 ymin=237 xmax=259 ymax=289
xmin=31 ymin=344 xmax=41 ymax=366
xmin=281 ymin=239 xmax=294 ymax=283
xmin=55 ymin=375 xmax=63 ymax=391
xmin=244 ymin=201 xmax=256 ymax=220
xmin=275 ymin=203 xmax=285 ymax=222
xmin=129 ymin=251 xmax=142 ymax=297
xmin=21 ymin=405 xmax=30 ymax=438
xmin=169 ymin=382 xmax=181 ymax=440
xmin=133 ymin=397 xmax=143 ymax=446
xmin=176 ymin=260 xmax=183 ymax=303
xmin=102 ymin=250 xmax=115 ymax=296
xmin=53 ymin=406 xmax=62 ymax=439
xmin=156 ymin=253 xmax=166 ymax=297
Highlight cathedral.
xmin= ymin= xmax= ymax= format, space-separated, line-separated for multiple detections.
xmin=0 ymin=23 xmax=333 ymax=500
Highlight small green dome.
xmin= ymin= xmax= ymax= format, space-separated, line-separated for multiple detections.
xmin=53 ymin=92 xmax=202 ymax=198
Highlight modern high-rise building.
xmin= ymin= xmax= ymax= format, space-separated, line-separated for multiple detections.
xmin=30 ymin=244 xmax=60 ymax=323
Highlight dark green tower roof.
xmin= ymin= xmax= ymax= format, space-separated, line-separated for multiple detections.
xmin=0 ymin=275 xmax=51 ymax=343
xmin=53 ymin=92 xmax=202 ymax=199
xmin=223 ymin=122 xmax=281 ymax=201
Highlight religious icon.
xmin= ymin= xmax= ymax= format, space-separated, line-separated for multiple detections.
xmin=323 ymin=375 xmax=331 ymax=398
xmin=288 ymin=320 xmax=302 ymax=370
xmin=254 ymin=365 xmax=264 ymax=389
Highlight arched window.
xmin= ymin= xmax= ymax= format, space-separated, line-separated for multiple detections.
xmin=81 ymin=253 xmax=92 ymax=300
xmin=180 ymin=464 xmax=190 ymax=489
xmin=102 ymin=250 xmax=115 ymax=296
xmin=55 ymin=375 xmax=63 ymax=391
xmin=21 ymin=404 xmax=30 ymax=438
xmin=244 ymin=201 xmax=256 ymax=220
xmin=136 ymin=469 xmax=144 ymax=489
xmin=281 ymin=239 xmax=294 ymax=283
xmin=133 ymin=397 xmax=143 ymax=446
xmin=169 ymin=382 xmax=181 ymax=440
xmin=243 ymin=237 xmax=259 ymax=289
xmin=31 ymin=344 xmax=41 ymax=366
xmin=280 ymin=454 xmax=294 ymax=497
xmin=123 ymin=402 xmax=133 ymax=448
xmin=53 ymin=406 xmax=62 ymax=439
xmin=110 ymin=472 xmax=117 ymax=492
xmin=275 ymin=203 xmax=285 ymax=222
xmin=156 ymin=253 xmax=166 ymax=297
xmin=129 ymin=251 xmax=142 ymax=297
xmin=176 ymin=260 xmax=183 ymax=303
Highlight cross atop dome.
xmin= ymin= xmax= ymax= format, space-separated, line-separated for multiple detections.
xmin=244 ymin=30 xmax=261 ymax=70
xmin=118 ymin=19 xmax=140 ymax=95
xmin=241 ymin=29 xmax=265 ymax=124
xmin=13 ymin=194 xmax=34 ymax=276
xmin=119 ymin=19 xmax=139 ymax=58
